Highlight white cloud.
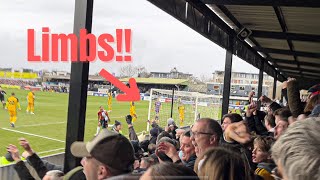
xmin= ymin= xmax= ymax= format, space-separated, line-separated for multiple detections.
xmin=0 ymin=0 xmax=259 ymax=77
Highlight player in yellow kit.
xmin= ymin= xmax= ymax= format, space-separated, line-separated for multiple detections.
xmin=5 ymin=93 xmax=21 ymax=127
xmin=178 ymin=102 xmax=185 ymax=127
xmin=26 ymin=91 xmax=35 ymax=114
xmin=107 ymin=91 xmax=112 ymax=112
xmin=130 ymin=101 xmax=137 ymax=122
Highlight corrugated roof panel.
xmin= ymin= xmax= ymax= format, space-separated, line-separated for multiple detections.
xmin=303 ymin=71 xmax=320 ymax=76
xmin=255 ymin=38 xmax=290 ymax=50
xmin=300 ymin=65 xmax=320 ymax=71
xmin=297 ymin=57 xmax=320 ymax=63
xmin=226 ymin=5 xmax=282 ymax=31
xmin=276 ymin=63 xmax=297 ymax=68
xmin=282 ymin=7 xmax=320 ymax=35
xmin=281 ymin=69 xmax=300 ymax=73
xmin=269 ymin=53 xmax=295 ymax=60
xmin=292 ymin=41 xmax=320 ymax=53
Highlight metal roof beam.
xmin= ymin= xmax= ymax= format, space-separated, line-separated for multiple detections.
xmin=255 ymin=47 xmax=320 ymax=58
xmin=277 ymin=66 xmax=320 ymax=74
xmin=251 ymin=30 xmax=320 ymax=42
xmin=273 ymin=6 xmax=301 ymax=74
xmin=215 ymin=5 xmax=282 ymax=78
xmin=200 ymin=0 xmax=320 ymax=7
xmin=147 ymin=0 xmax=286 ymax=81
xmin=272 ymin=59 xmax=320 ymax=67
xmin=284 ymin=72 xmax=320 ymax=78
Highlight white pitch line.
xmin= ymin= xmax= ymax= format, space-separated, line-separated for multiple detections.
xmin=14 ymin=116 xmax=126 ymax=128
xmin=18 ymin=122 xmax=66 ymax=127
xmin=37 ymin=148 xmax=65 ymax=154
xmin=1 ymin=128 xmax=65 ymax=143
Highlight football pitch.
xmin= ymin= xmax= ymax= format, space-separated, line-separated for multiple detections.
xmin=0 ymin=88 xmax=150 ymax=158
xmin=0 ymin=88 xmax=223 ymax=159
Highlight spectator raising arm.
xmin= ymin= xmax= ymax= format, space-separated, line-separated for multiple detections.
xmin=7 ymin=144 xmax=35 ymax=180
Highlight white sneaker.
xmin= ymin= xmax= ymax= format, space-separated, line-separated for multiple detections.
xmin=30 ymin=112 xmax=35 ymax=115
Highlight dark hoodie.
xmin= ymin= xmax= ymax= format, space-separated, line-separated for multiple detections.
xmin=184 ymin=154 xmax=197 ymax=170
xmin=309 ymin=104 xmax=320 ymax=117
xmin=255 ymin=162 xmax=276 ymax=180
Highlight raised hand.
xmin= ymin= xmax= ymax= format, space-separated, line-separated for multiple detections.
xmin=246 ymin=102 xmax=257 ymax=117
xmin=258 ymin=95 xmax=272 ymax=105
xmin=157 ymin=142 xmax=180 ymax=162
xmin=6 ymin=144 xmax=21 ymax=162
xmin=225 ymin=121 xmax=251 ymax=144
xmin=19 ymin=138 xmax=34 ymax=155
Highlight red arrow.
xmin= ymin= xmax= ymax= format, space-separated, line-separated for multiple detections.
xmin=99 ymin=68 xmax=140 ymax=101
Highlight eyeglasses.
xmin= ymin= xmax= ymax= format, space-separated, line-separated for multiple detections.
xmin=190 ymin=131 xmax=214 ymax=138
xmin=271 ymin=167 xmax=283 ymax=180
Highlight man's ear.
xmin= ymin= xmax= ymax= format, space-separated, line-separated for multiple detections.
xmin=98 ymin=165 xmax=109 ymax=179
xmin=209 ymin=135 xmax=218 ymax=145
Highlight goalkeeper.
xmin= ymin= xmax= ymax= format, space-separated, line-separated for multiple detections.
xmin=107 ymin=91 xmax=112 ymax=112
xmin=178 ymin=102 xmax=185 ymax=127
xmin=154 ymin=98 xmax=162 ymax=122
xmin=130 ymin=101 xmax=137 ymax=122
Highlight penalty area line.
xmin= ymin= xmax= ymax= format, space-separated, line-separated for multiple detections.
xmin=18 ymin=122 xmax=66 ymax=127
xmin=37 ymin=148 xmax=65 ymax=154
xmin=1 ymin=128 xmax=65 ymax=143
xmin=16 ymin=116 xmax=127 ymax=128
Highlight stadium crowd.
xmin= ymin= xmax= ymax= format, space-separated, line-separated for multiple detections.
xmin=0 ymin=79 xmax=38 ymax=87
xmin=3 ymin=78 xmax=320 ymax=180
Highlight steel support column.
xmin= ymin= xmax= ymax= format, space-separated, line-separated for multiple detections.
xmin=221 ymin=37 xmax=233 ymax=117
xmin=257 ymin=62 xmax=264 ymax=109
xmin=273 ymin=73 xmax=277 ymax=100
xmin=64 ymin=0 xmax=94 ymax=173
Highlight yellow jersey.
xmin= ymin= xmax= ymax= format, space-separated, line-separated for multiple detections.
xmin=6 ymin=96 xmax=21 ymax=111
xmin=130 ymin=102 xmax=136 ymax=115
xmin=255 ymin=168 xmax=274 ymax=180
xmin=27 ymin=92 xmax=35 ymax=103
xmin=178 ymin=105 xmax=185 ymax=114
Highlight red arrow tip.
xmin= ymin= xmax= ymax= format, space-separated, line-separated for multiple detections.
xmin=116 ymin=78 xmax=140 ymax=101
xmin=99 ymin=68 xmax=140 ymax=102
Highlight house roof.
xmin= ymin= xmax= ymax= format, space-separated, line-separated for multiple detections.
xmin=119 ymin=77 xmax=189 ymax=85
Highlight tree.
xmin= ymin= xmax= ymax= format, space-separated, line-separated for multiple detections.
xmin=199 ymin=74 xmax=211 ymax=83
xmin=119 ymin=64 xmax=137 ymax=78
xmin=136 ymin=65 xmax=151 ymax=78
xmin=118 ymin=65 xmax=150 ymax=78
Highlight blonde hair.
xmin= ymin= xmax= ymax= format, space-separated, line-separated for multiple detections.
xmin=272 ymin=117 xmax=320 ymax=180
xmin=253 ymin=136 xmax=275 ymax=153
xmin=194 ymin=147 xmax=252 ymax=180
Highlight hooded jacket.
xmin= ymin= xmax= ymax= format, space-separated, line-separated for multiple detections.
xmin=309 ymin=104 xmax=320 ymax=117
xmin=255 ymin=162 xmax=276 ymax=180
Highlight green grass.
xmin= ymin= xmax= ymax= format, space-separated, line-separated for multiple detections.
xmin=0 ymin=88 xmax=223 ymax=163
xmin=0 ymin=88 xmax=150 ymax=159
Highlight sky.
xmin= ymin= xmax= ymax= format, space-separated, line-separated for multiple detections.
xmin=0 ymin=0 xmax=259 ymax=78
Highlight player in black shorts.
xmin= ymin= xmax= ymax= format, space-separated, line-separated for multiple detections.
xmin=0 ymin=86 xmax=6 ymax=109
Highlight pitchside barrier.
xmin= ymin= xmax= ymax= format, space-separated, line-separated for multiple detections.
xmin=0 ymin=152 xmax=64 ymax=180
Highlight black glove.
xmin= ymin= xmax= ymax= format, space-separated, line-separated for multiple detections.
xmin=126 ymin=115 xmax=132 ymax=125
